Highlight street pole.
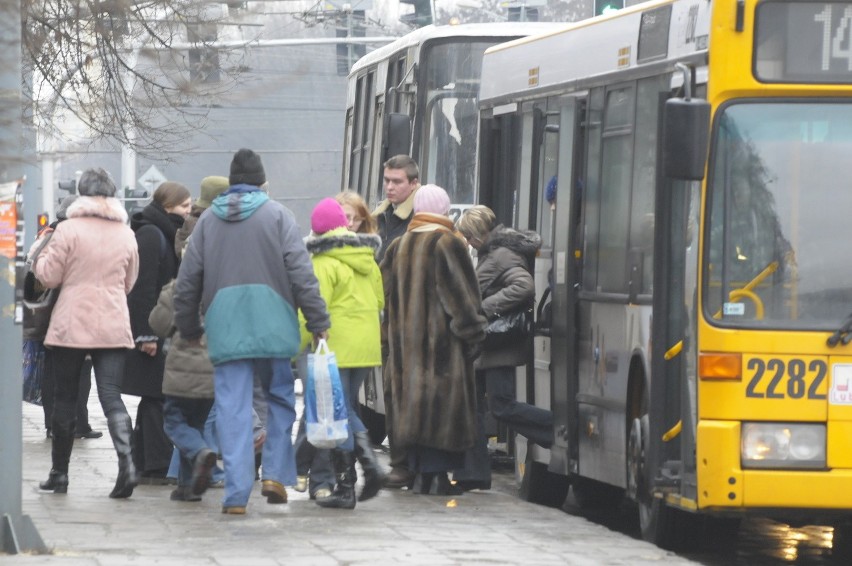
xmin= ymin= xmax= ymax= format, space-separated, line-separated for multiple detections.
xmin=0 ymin=0 xmax=47 ymax=555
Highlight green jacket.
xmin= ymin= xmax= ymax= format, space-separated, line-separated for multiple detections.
xmin=300 ymin=228 xmax=384 ymax=368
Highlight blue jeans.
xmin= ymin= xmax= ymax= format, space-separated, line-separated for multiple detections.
xmin=168 ymin=406 xmax=225 ymax=483
xmin=163 ymin=396 xmax=214 ymax=488
xmin=338 ymin=367 xmax=368 ymax=451
xmin=214 ymin=358 xmax=296 ymax=508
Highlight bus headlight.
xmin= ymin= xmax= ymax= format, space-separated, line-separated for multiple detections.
xmin=741 ymin=423 xmax=826 ymax=469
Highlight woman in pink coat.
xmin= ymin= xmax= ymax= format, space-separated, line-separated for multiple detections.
xmin=33 ymin=168 xmax=141 ymax=498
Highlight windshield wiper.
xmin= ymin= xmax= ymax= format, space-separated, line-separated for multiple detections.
xmin=827 ymin=312 xmax=852 ymax=347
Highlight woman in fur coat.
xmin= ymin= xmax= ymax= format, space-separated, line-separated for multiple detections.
xmin=123 ymin=181 xmax=191 ymax=481
xmin=380 ymin=185 xmax=487 ymax=495
xmin=33 ymin=168 xmax=140 ymax=498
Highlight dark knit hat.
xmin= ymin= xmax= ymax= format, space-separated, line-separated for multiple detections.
xmin=196 ymin=176 xmax=229 ymax=209
xmin=55 ymin=195 xmax=79 ymax=220
xmin=311 ymin=197 xmax=348 ymax=234
xmin=77 ymin=168 xmax=117 ymax=197
xmin=229 ymin=149 xmax=266 ymax=187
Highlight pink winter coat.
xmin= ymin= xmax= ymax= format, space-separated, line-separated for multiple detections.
xmin=33 ymin=196 xmax=139 ymax=349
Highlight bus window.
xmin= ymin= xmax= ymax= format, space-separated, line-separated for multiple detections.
xmin=421 ymin=41 xmax=492 ymax=205
xmin=629 ymin=75 xmax=671 ymax=295
xmin=349 ymin=71 xmax=376 ymax=198
xmin=597 ymin=84 xmax=635 ymax=294
xmin=705 ymin=101 xmax=852 ymax=328
xmin=537 ymin=109 xmax=560 ymax=249
xmin=581 ymin=87 xmax=604 ymax=293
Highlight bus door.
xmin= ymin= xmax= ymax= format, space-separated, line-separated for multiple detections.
xmin=550 ymin=94 xmax=587 ymax=480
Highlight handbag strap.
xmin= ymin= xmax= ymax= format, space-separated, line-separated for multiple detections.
xmin=27 ymin=229 xmax=54 ymax=266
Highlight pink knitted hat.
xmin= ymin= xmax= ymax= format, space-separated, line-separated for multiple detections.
xmin=311 ymin=197 xmax=348 ymax=234
xmin=413 ymin=184 xmax=450 ymax=215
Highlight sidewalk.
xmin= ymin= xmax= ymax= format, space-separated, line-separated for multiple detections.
xmin=8 ymin=394 xmax=698 ymax=565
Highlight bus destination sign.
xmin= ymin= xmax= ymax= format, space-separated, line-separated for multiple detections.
xmin=755 ymin=2 xmax=852 ymax=83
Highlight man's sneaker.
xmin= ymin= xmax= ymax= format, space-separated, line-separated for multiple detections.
xmin=221 ymin=506 xmax=246 ymax=515
xmin=294 ymin=475 xmax=308 ymax=493
xmin=313 ymin=488 xmax=332 ymax=500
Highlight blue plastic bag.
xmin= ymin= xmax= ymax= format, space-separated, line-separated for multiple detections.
xmin=22 ymin=339 xmax=45 ymax=405
xmin=304 ymin=339 xmax=349 ymax=448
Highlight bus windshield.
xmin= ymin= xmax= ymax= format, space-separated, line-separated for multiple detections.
xmin=705 ymin=101 xmax=852 ymax=330
xmin=421 ymin=40 xmax=493 ymax=207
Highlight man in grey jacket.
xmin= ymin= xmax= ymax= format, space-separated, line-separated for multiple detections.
xmin=175 ymin=148 xmax=330 ymax=514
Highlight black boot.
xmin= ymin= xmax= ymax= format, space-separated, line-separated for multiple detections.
xmin=107 ymin=414 xmax=138 ymax=499
xmin=316 ymin=450 xmax=356 ymax=510
xmin=354 ymin=431 xmax=385 ymax=502
xmin=39 ymin=469 xmax=69 ymax=493
xmin=40 ymin=425 xmax=74 ymax=493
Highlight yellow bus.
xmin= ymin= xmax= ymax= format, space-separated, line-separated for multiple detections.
xmin=477 ymin=0 xmax=852 ymax=549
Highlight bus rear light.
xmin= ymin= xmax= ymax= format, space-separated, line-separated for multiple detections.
xmin=699 ymin=353 xmax=742 ymax=380
xmin=741 ymin=423 xmax=826 ymax=469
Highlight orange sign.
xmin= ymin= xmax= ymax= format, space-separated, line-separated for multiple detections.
xmin=0 ymin=180 xmax=19 ymax=260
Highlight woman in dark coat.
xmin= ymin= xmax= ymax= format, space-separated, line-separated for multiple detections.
xmin=454 ymin=205 xmax=552 ymax=491
xmin=380 ymin=184 xmax=486 ymax=495
xmin=123 ymin=181 xmax=191 ymax=481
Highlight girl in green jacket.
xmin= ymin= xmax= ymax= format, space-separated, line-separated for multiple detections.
xmin=299 ymin=197 xmax=386 ymax=509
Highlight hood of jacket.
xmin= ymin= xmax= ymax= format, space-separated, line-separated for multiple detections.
xmin=65 ymin=196 xmax=128 ymax=224
xmin=210 ymin=184 xmax=270 ymax=222
xmin=305 ymin=228 xmax=381 ymax=276
xmin=480 ymin=224 xmax=541 ymax=264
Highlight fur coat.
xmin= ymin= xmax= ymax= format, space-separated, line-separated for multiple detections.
xmin=380 ymin=214 xmax=487 ymax=453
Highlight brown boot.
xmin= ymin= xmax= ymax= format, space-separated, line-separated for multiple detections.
xmin=384 ymin=466 xmax=414 ymax=489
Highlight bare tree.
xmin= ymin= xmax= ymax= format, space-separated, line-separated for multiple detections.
xmin=22 ymin=0 xmax=247 ymax=156
xmin=436 ymin=0 xmax=587 ymax=25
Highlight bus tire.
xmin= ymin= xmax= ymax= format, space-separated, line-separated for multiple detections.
xmin=519 ymin=459 xmax=570 ymax=508
xmin=359 ymin=405 xmax=387 ymax=446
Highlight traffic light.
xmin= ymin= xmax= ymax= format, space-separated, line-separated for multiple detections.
xmin=37 ymin=213 xmax=49 ymax=231
xmin=399 ymin=0 xmax=433 ymax=27
xmin=595 ymin=0 xmax=624 ymax=15
xmin=58 ymin=179 xmax=77 ymax=194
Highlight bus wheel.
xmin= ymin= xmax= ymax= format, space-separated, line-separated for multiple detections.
xmin=517 ymin=443 xmax=569 ymax=508
xmin=359 ymin=405 xmax=387 ymax=446
xmin=627 ymin=409 xmax=683 ymax=548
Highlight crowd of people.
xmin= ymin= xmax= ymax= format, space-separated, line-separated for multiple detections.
xmin=25 ymin=148 xmax=552 ymax=513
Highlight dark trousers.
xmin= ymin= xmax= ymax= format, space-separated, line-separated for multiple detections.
xmin=132 ymin=397 xmax=173 ymax=474
xmin=49 ymin=347 xmax=133 ymax=472
xmin=384 ymin=384 xmax=408 ymax=472
xmin=454 ymin=371 xmax=491 ymax=483
xmin=42 ymin=352 xmax=95 ymax=434
xmin=484 ymin=365 xmax=553 ymax=448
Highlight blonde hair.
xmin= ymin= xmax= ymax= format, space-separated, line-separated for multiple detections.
xmin=456 ymin=205 xmax=496 ymax=242
xmin=335 ymin=190 xmax=377 ymax=234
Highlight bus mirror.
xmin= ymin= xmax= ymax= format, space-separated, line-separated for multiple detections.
xmin=663 ymin=96 xmax=710 ymax=181
xmin=384 ymin=113 xmax=411 ymax=161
